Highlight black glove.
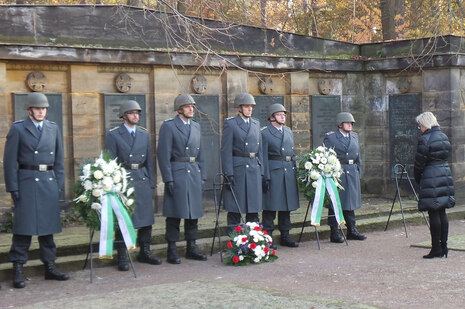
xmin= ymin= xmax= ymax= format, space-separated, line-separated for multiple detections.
xmin=165 ymin=182 xmax=174 ymax=196
xmin=262 ymin=179 xmax=270 ymax=193
xmin=11 ymin=191 xmax=20 ymax=203
xmin=226 ymin=175 xmax=235 ymax=187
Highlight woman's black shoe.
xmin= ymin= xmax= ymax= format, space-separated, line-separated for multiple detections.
xmin=423 ymin=249 xmax=444 ymax=259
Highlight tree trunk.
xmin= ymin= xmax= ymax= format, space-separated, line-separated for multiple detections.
xmin=380 ymin=0 xmax=405 ymax=41
xmin=260 ymin=0 xmax=266 ymax=28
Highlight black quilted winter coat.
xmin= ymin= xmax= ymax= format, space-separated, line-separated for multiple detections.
xmin=414 ymin=126 xmax=455 ymax=211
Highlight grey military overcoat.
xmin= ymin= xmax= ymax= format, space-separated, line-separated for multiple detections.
xmin=157 ymin=115 xmax=206 ymax=219
xmin=3 ymin=117 xmax=64 ymax=236
xmin=323 ymin=130 xmax=362 ymax=211
xmin=221 ymin=115 xmax=263 ymax=213
xmin=261 ymin=125 xmax=300 ymax=212
xmin=104 ymin=124 xmax=155 ymax=228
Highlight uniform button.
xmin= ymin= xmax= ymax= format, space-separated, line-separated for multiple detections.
xmin=246 ymin=165 xmax=249 ymax=168
xmin=188 ymin=170 xmax=191 ymax=173
xmin=186 ymin=147 xmax=189 ymax=150
xmin=284 ymin=168 xmax=287 ymax=171
xmin=49 ymin=178 xmax=53 ymax=181
xmin=129 ymin=154 xmax=133 ymax=157
xmin=130 ymin=178 xmax=134 ymax=181
xmin=347 ymin=171 xmax=350 ymax=174
xmin=245 ymin=142 xmax=248 ymax=145
xmin=50 ymin=152 xmax=54 ymax=155
xmin=282 ymin=148 xmax=284 ymax=150
xmin=346 ymin=153 xmax=349 ymax=155
xmin=35 ymin=178 xmax=39 ymax=182
xmin=142 ymin=154 xmax=145 ymax=157
xmin=34 ymin=151 xmax=38 ymax=154
xmin=142 ymin=177 xmax=146 ymax=180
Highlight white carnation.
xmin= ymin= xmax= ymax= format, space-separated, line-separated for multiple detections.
xmin=91 ymin=203 xmax=102 ymax=210
xmin=310 ymin=170 xmax=320 ymax=180
xmin=83 ymin=180 xmax=93 ymax=191
xmin=304 ymin=161 xmax=312 ymax=170
xmin=312 ymin=181 xmax=318 ymax=188
xmin=93 ymin=170 xmax=104 ymax=180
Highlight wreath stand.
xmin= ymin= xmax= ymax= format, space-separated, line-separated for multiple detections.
xmin=210 ymin=173 xmax=245 ymax=262
xmin=298 ymin=200 xmax=348 ymax=249
xmin=83 ymin=230 xmax=137 ymax=283
xmin=384 ymin=163 xmax=429 ymax=238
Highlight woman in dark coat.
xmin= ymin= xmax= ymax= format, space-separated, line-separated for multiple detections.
xmin=414 ymin=112 xmax=455 ymax=259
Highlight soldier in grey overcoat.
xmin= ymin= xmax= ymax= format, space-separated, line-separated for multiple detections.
xmin=261 ymin=103 xmax=299 ymax=248
xmin=157 ymin=94 xmax=207 ymax=264
xmin=104 ymin=100 xmax=161 ymax=271
xmin=323 ymin=112 xmax=366 ymax=242
xmin=3 ymin=92 xmax=69 ymax=289
xmin=221 ymin=93 xmax=263 ymax=231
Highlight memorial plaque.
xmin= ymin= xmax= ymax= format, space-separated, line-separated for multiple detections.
xmin=193 ymin=95 xmax=220 ymax=197
xmin=253 ymin=95 xmax=285 ymax=128
xmin=389 ymin=94 xmax=420 ymax=178
xmin=311 ymin=95 xmax=341 ymax=147
xmin=103 ymin=94 xmax=146 ymax=132
xmin=13 ymin=93 xmax=63 ymax=132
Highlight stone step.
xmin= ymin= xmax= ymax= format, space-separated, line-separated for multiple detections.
xmin=1 ymin=202 xmax=463 ymax=282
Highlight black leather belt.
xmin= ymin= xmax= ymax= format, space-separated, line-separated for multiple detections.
xmin=340 ymin=160 xmax=355 ymax=165
xmin=268 ymin=155 xmax=292 ymax=162
xmin=19 ymin=164 xmax=53 ymax=171
xmin=171 ymin=157 xmax=197 ymax=163
xmin=233 ymin=151 xmax=258 ymax=159
xmin=123 ymin=163 xmax=145 ymax=170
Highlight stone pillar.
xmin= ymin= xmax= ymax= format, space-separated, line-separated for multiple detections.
xmin=226 ymin=70 xmax=248 ymax=116
xmin=289 ymin=72 xmax=310 ymax=153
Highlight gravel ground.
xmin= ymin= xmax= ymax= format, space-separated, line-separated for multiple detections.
xmin=2 ymin=220 xmax=465 ymax=309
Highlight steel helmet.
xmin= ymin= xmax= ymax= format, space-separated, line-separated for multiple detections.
xmin=119 ymin=100 xmax=141 ymax=118
xmin=25 ymin=92 xmax=49 ymax=110
xmin=267 ymin=103 xmax=286 ymax=119
xmin=174 ymin=94 xmax=196 ymax=111
xmin=336 ymin=112 xmax=355 ymax=125
xmin=234 ymin=93 xmax=256 ymax=108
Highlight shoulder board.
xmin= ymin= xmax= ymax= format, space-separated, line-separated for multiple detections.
xmin=109 ymin=126 xmax=119 ymax=132
xmin=225 ymin=117 xmax=234 ymax=121
xmin=326 ymin=131 xmax=335 ymax=135
xmin=164 ymin=118 xmax=174 ymax=122
xmin=191 ymin=119 xmax=198 ymax=123
xmin=48 ymin=121 xmax=57 ymax=126
xmin=351 ymin=131 xmax=358 ymax=135
xmin=13 ymin=120 xmax=24 ymax=124
xmin=138 ymin=126 xmax=148 ymax=131
xmin=260 ymin=126 xmax=268 ymax=131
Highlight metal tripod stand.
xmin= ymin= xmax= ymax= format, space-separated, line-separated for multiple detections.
xmin=384 ymin=163 xmax=429 ymax=238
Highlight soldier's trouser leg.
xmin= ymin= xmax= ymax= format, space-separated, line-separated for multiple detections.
xmin=8 ymin=234 xmax=32 ymax=264
xmin=38 ymin=234 xmax=57 ymax=263
xmin=137 ymin=226 xmax=162 ymax=265
xmin=114 ymin=230 xmax=129 ymax=271
xmin=184 ymin=219 xmax=199 ymax=241
xmin=165 ymin=217 xmax=181 ymax=242
xmin=262 ymin=211 xmax=277 ymax=233
xmin=227 ymin=212 xmax=241 ymax=234
xmin=277 ymin=211 xmax=291 ymax=231
xmin=245 ymin=213 xmax=259 ymax=224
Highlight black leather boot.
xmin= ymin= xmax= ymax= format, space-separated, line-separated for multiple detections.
xmin=44 ymin=262 xmax=69 ymax=281
xmin=13 ymin=263 xmax=25 ymax=289
xmin=330 ymin=226 xmax=345 ymax=243
xmin=424 ymin=233 xmax=443 ymax=259
xmin=137 ymin=242 xmax=162 ymax=265
xmin=167 ymin=241 xmax=181 ymax=264
xmin=116 ymin=245 xmax=129 ymax=271
xmin=347 ymin=225 xmax=367 ymax=240
xmin=266 ymin=231 xmax=277 ymax=249
xmin=280 ymin=230 xmax=299 ymax=247
xmin=186 ymin=240 xmax=207 ymax=261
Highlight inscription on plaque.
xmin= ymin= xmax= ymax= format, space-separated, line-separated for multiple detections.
xmin=193 ymin=95 xmax=220 ymax=197
xmin=311 ymin=95 xmax=341 ymax=147
xmin=389 ymin=94 xmax=420 ymax=178
xmin=103 ymin=94 xmax=146 ymax=132
xmin=13 ymin=93 xmax=63 ymax=132
xmin=253 ymin=95 xmax=285 ymax=128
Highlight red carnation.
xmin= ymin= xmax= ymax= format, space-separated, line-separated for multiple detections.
xmin=235 ymin=226 xmax=242 ymax=232
xmin=254 ymin=226 xmax=261 ymax=231
xmin=242 ymin=237 xmax=248 ymax=242
xmin=227 ymin=241 xmax=232 ymax=248
xmin=264 ymin=247 xmax=269 ymax=253
xmin=272 ymin=250 xmax=276 ymax=255
xmin=232 ymin=256 xmax=240 ymax=263
xmin=263 ymin=230 xmax=268 ymax=235
xmin=249 ymin=243 xmax=257 ymax=249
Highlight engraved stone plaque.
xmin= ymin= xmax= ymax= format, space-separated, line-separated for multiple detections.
xmin=103 ymin=94 xmax=146 ymax=132
xmin=311 ymin=95 xmax=341 ymax=147
xmin=13 ymin=93 xmax=63 ymax=132
xmin=389 ymin=94 xmax=420 ymax=178
xmin=192 ymin=95 xmax=220 ymax=194
xmin=252 ymin=95 xmax=284 ymax=128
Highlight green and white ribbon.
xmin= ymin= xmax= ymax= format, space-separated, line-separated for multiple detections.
xmin=99 ymin=191 xmax=137 ymax=259
xmin=310 ymin=175 xmax=345 ymax=226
